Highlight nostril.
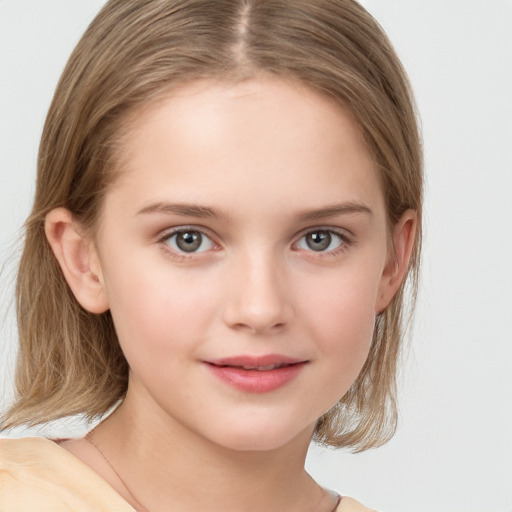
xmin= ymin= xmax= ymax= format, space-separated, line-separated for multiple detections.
xmin=221 ymin=275 xmax=294 ymax=333
xmin=229 ymin=320 xmax=287 ymax=334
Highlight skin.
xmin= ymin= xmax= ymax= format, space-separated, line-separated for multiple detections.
xmin=46 ymin=77 xmax=416 ymax=512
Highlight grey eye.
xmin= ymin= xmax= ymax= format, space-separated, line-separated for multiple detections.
xmin=296 ymin=230 xmax=344 ymax=252
xmin=166 ymin=230 xmax=214 ymax=253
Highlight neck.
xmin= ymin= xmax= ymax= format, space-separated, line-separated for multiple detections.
xmin=90 ymin=383 xmax=327 ymax=512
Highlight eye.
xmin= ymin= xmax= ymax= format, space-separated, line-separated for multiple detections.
xmin=164 ymin=229 xmax=214 ymax=253
xmin=295 ymin=229 xmax=346 ymax=253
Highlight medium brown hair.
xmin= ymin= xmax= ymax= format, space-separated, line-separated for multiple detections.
xmin=2 ymin=0 xmax=422 ymax=451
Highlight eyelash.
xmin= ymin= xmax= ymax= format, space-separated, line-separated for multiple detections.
xmin=157 ymin=226 xmax=218 ymax=261
xmin=157 ymin=226 xmax=353 ymax=261
xmin=293 ymin=227 xmax=352 ymax=258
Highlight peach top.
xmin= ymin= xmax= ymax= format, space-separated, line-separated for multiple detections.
xmin=0 ymin=437 xmax=376 ymax=511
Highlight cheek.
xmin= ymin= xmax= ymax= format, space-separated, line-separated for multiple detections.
xmin=297 ymin=265 xmax=380 ymax=371
xmin=301 ymin=263 xmax=380 ymax=332
xmin=102 ymin=256 xmax=220 ymax=360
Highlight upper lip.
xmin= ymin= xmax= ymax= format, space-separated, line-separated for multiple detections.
xmin=205 ymin=354 xmax=307 ymax=370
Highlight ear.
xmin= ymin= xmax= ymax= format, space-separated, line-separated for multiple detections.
xmin=375 ymin=209 xmax=418 ymax=314
xmin=45 ymin=208 xmax=109 ymax=314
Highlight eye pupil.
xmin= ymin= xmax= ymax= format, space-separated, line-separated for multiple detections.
xmin=176 ymin=231 xmax=202 ymax=252
xmin=306 ymin=231 xmax=331 ymax=251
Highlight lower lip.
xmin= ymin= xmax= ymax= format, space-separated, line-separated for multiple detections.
xmin=205 ymin=363 xmax=306 ymax=393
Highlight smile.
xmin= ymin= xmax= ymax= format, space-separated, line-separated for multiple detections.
xmin=204 ymin=355 xmax=308 ymax=393
xmin=218 ymin=363 xmax=289 ymax=371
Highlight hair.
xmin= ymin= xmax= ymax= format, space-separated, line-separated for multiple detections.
xmin=2 ymin=0 xmax=422 ymax=451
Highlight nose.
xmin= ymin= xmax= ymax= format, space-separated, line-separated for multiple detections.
xmin=222 ymin=252 xmax=294 ymax=334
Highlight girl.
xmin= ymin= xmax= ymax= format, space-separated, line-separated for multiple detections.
xmin=0 ymin=1 xmax=422 ymax=511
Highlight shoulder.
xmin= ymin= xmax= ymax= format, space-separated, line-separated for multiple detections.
xmin=0 ymin=436 xmax=61 ymax=473
xmin=1 ymin=435 xmax=59 ymax=459
xmin=0 ymin=437 xmax=134 ymax=511
xmin=0 ymin=436 xmax=87 ymax=475
xmin=337 ymin=496 xmax=379 ymax=512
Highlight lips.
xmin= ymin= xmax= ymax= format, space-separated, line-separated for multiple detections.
xmin=232 ymin=363 xmax=288 ymax=371
xmin=204 ymin=355 xmax=308 ymax=393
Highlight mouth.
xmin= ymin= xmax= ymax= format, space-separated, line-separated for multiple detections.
xmin=206 ymin=354 xmax=307 ymax=370
xmin=210 ymin=362 xmax=301 ymax=371
xmin=204 ymin=355 xmax=308 ymax=393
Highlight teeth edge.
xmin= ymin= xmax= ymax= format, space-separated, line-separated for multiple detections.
xmin=215 ymin=362 xmax=297 ymax=371
xmin=241 ymin=364 xmax=284 ymax=371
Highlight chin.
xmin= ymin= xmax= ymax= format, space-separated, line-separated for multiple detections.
xmin=205 ymin=419 xmax=314 ymax=453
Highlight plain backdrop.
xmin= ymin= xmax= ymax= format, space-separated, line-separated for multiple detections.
xmin=1 ymin=2 xmax=511 ymax=511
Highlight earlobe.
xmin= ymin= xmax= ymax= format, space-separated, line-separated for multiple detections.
xmin=45 ymin=208 xmax=109 ymax=314
xmin=375 ymin=210 xmax=417 ymax=313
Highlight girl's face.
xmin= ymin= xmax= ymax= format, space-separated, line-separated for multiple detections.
xmin=87 ymin=77 xmax=403 ymax=451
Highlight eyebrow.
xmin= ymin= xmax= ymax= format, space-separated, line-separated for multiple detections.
xmin=297 ymin=202 xmax=372 ymax=221
xmin=136 ymin=201 xmax=372 ymax=221
xmin=137 ymin=202 xmax=227 ymax=219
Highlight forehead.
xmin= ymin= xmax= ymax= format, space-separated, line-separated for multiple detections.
xmin=108 ymin=77 xmax=384 ymax=219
